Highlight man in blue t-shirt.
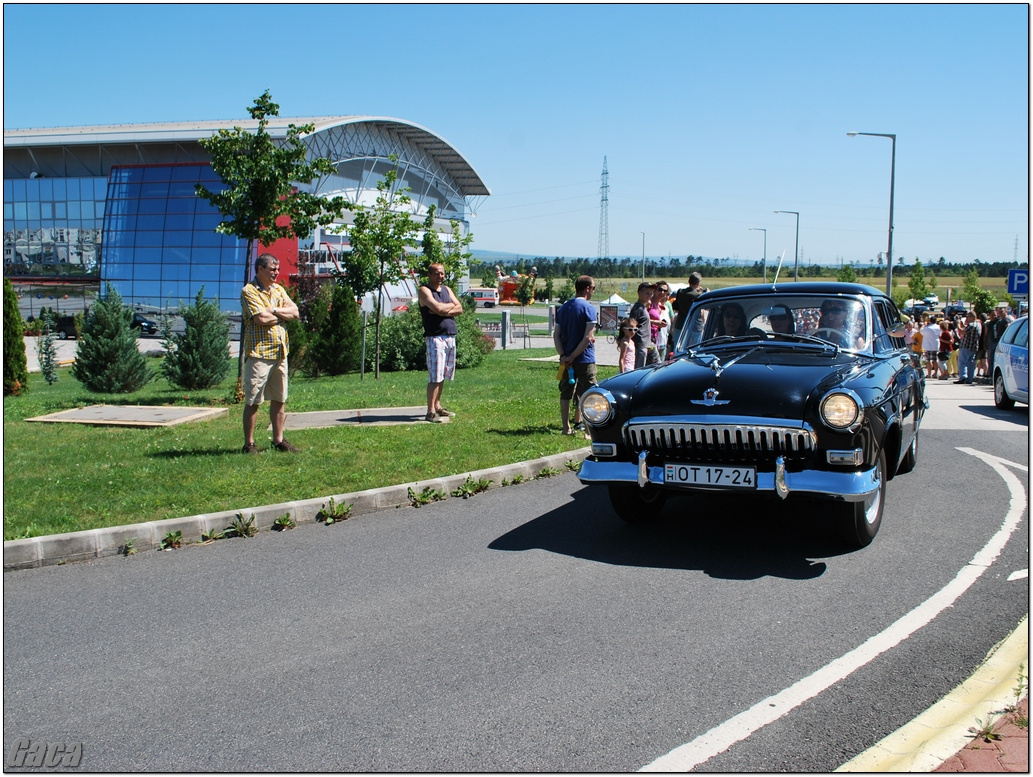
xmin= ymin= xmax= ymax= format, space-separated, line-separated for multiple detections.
xmin=554 ymin=275 xmax=598 ymax=435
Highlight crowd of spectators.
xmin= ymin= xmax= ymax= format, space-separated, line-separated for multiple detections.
xmin=904 ymin=305 xmax=1016 ymax=384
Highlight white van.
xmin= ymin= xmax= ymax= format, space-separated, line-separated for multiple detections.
xmin=465 ymin=287 xmax=500 ymax=308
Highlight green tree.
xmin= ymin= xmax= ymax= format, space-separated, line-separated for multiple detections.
xmin=36 ymin=310 xmax=59 ymax=386
xmin=160 ymin=288 xmax=231 ymax=390
xmin=72 ymin=285 xmax=152 ymax=394
xmin=4 ymin=279 xmax=29 ymax=395
xmin=341 ymin=160 xmax=419 ymax=379
xmin=195 ymin=89 xmax=351 ymax=392
xmin=836 ymin=264 xmax=858 ymax=283
xmin=907 ymin=258 xmax=931 ymax=301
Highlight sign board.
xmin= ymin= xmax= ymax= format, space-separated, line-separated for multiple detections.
xmin=599 ymin=303 xmax=630 ymax=333
xmin=1007 ymin=268 xmax=1029 ymax=297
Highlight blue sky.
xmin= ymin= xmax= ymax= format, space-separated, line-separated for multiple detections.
xmin=4 ymin=3 xmax=1028 ymax=266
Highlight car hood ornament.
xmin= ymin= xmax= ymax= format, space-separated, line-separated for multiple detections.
xmin=691 ymin=387 xmax=730 ymax=406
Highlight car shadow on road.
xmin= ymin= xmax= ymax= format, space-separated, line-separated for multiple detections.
xmin=961 ymin=404 xmax=1029 ymax=426
xmin=489 ymin=485 xmax=853 ymax=581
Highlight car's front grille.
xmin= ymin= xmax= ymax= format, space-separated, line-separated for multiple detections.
xmin=624 ymin=419 xmax=816 ymax=463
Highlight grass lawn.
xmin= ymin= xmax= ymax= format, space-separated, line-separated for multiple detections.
xmin=4 ymin=348 xmax=617 ymax=541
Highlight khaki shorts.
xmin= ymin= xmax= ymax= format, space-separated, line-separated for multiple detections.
xmin=559 ymin=361 xmax=598 ymax=401
xmin=245 ymin=357 xmax=288 ymax=406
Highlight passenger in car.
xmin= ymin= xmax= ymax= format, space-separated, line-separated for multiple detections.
xmin=715 ymin=303 xmax=748 ymax=337
xmin=767 ymin=304 xmax=796 ymax=335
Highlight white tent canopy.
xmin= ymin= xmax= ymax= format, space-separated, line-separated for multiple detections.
xmin=602 ymin=293 xmax=628 ymax=304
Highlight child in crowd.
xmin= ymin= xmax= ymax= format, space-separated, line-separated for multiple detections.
xmin=617 ymin=318 xmax=637 ymax=373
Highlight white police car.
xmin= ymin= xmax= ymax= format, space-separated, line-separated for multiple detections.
xmin=993 ymin=316 xmax=1028 ymax=409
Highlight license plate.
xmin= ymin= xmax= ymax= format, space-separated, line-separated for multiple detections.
xmin=664 ymin=463 xmax=757 ymax=489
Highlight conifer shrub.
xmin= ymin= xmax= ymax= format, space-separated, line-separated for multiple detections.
xmin=160 ymin=288 xmax=231 ymax=390
xmin=71 ymin=284 xmax=152 ymax=393
xmin=3 ymin=278 xmax=29 ymax=395
xmin=304 ymin=279 xmax=364 ymax=376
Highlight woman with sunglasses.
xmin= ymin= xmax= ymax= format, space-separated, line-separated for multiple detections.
xmin=815 ymin=300 xmax=862 ymax=348
xmin=715 ymin=303 xmax=748 ymax=337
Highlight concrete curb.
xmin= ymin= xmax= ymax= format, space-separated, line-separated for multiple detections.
xmin=836 ymin=614 xmax=1029 ymax=772
xmin=4 ymin=448 xmax=590 ymax=571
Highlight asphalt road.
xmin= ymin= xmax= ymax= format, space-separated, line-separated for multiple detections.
xmin=3 ymin=382 xmax=1027 ymax=772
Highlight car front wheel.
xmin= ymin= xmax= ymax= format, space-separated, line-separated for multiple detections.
xmin=994 ymin=371 xmax=1015 ymax=410
xmin=837 ymin=451 xmax=885 ymax=548
xmin=607 ymin=483 xmax=667 ymax=525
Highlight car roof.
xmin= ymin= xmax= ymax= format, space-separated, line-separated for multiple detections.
xmin=695 ymin=282 xmax=889 ymax=302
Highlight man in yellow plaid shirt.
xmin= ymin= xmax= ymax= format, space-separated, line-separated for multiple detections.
xmin=241 ymin=253 xmax=300 ymax=453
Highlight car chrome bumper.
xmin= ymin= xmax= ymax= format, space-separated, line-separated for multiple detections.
xmin=578 ymin=455 xmax=880 ymax=502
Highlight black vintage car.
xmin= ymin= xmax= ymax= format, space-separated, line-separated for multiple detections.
xmin=578 ymin=282 xmax=927 ymax=547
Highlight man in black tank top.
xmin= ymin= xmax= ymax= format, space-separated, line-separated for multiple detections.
xmin=418 ymin=263 xmax=463 ymax=422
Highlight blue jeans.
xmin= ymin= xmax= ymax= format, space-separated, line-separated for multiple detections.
xmin=958 ymin=347 xmax=977 ymax=382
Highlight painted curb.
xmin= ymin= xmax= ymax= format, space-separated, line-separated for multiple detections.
xmin=4 ymin=448 xmax=589 ymax=571
xmin=836 ymin=614 xmax=1029 ymax=772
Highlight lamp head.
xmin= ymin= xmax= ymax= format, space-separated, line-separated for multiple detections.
xmin=847 ymin=131 xmax=859 ymax=136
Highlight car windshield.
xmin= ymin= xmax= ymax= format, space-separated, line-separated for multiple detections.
xmin=677 ymin=294 xmax=871 ymax=351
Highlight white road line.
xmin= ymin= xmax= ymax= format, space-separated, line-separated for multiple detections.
xmin=1008 ymin=569 xmax=1028 ymax=582
xmin=640 ymin=450 xmax=1027 ymax=772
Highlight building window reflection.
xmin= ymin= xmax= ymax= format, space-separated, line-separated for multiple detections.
xmin=101 ymin=163 xmax=247 ymax=313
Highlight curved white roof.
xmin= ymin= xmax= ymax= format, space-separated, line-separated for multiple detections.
xmin=4 ymin=116 xmax=490 ymax=196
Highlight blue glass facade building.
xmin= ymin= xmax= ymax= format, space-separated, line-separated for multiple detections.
xmin=4 ymin=117 xmax=490 ymax=315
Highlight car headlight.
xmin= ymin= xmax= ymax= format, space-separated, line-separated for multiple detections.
xmin=580 ymin=388 xmax=615 ymax=426
xmin=819 ymin=390 xmax=863 ymax=431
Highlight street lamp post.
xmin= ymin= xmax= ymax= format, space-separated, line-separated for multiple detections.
xmin=848 ymin=131 xmax=896 ymax=297
xmin=774 ymin=211 xmax=800 ymax=282
xmin=640 ymin=231 xmax=646 ymax=281
xmin=749 ymin=227 xmax=767 ymax=283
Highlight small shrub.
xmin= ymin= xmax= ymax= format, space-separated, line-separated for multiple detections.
xmin=160 ymin=288 xmax=231 ymax=390
xmin=272 ymin=513 xmax=297 ymax=531
xmin=451 ymin=475 xmax=492 ymax=499
xmin=226 ymin=512 xmax=257 ymax=538
xmin=536 ymin=467 xmax=562 ymax=479
xmin=121 ymin=537 xmax=137 ymax=556
xmin=200 ymin=528 xmax=224 ymax=543
xmin=36 ymin=314 xmax=59 ymax=386
xmin=160 ymin=530 xmax=183 ymax=550
xmin=564 ymin=459 xmax=582 ymax=473
xmin=317 ymin=497 xmax=352 ymax=525
xmin=71 ymin=284 xmax=152 ymax=393
xmin=408 ymin=485 xmax=447 ymax=508
xmin=3 ymin=278 xmax=29 ymax=396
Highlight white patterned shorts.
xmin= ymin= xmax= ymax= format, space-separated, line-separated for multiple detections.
xmin=426 ymin=335 xmax=456 ymax=383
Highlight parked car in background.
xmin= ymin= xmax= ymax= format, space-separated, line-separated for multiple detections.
xmin=54 ymin=315 xmax=78 ymax=339
xmin=993 ymin=315 xmax=1028 ymax=409
xmin=902 ymin=302 xmax=931 ymax=320
xmin=923 ymin=294 xmax=940 ymax=307
xmin=577 ymin=282 xmax=927 ymax=548
xmin=131 ymin=311 xmax=159 ymax=335
xmin=943 ymin=301 xmax=967 ymax=318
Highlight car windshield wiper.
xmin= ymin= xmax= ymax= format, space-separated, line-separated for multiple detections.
xmin=763 ymin=333 xmax=841 ymax=351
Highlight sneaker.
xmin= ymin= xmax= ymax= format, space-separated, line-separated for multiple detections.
xmin=242 ymin=443 xmax=260 ymax=454
xmin=273 ymin=439 xmax=300 ymax=452
xmin=426 ymin=412 xmax=443 ymax=423
xmin=436 ymin=407 xmax=455 ymax=417
xmin=572 ymin=421 xmax=585 ymax=432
